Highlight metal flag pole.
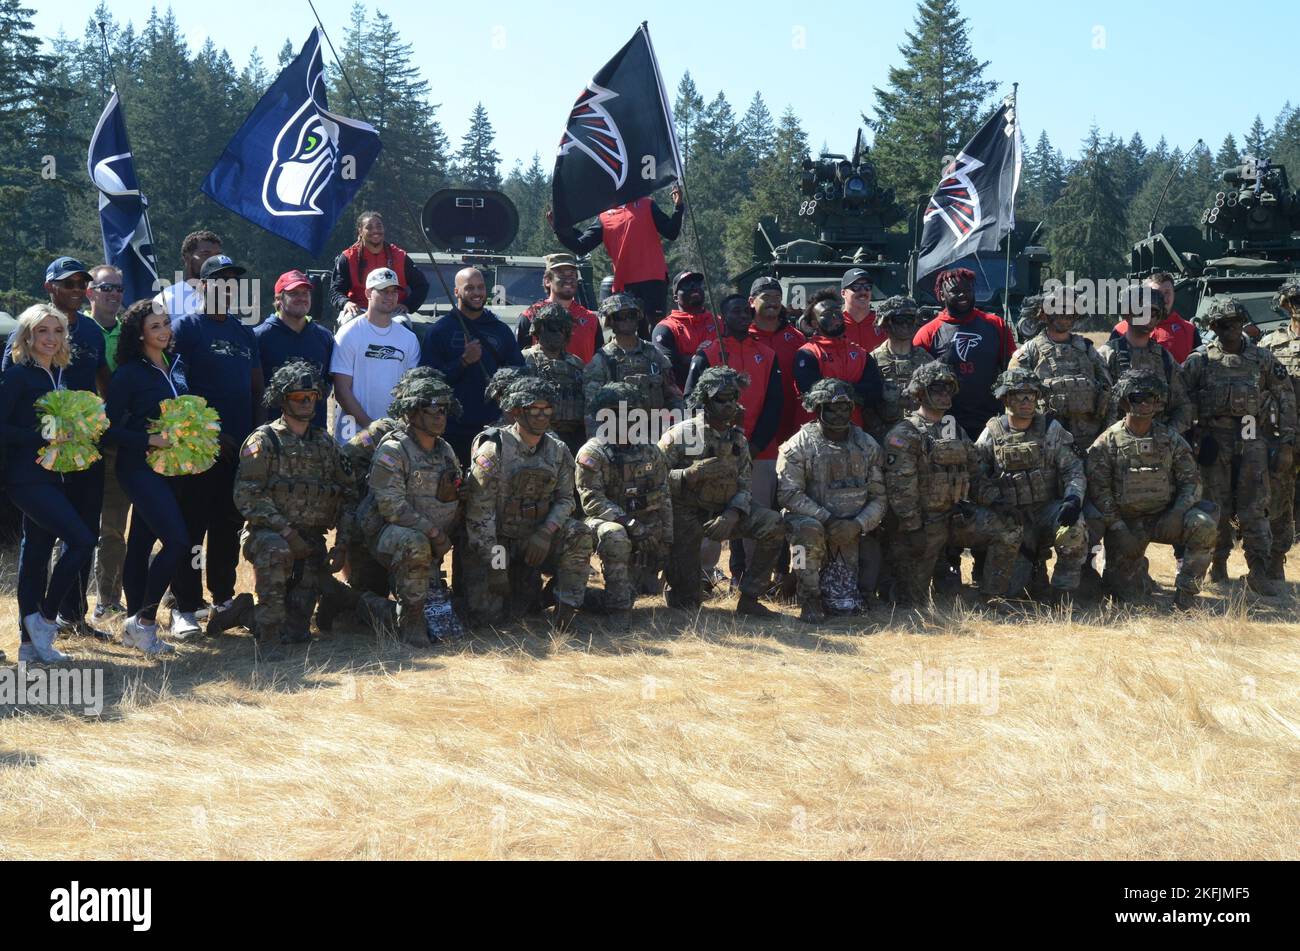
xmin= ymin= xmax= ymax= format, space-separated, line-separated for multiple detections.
xmin=1003 ymin=83 xmax=1019 ymax=320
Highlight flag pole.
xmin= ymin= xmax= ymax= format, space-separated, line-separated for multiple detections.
xmin=641 ymin=21 xmax=727 ymax=363
xmin=1002 ymin=83 xmax=1018 ymax=320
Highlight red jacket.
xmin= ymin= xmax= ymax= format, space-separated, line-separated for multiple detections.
xmin=794 ymin=336 xmax=870 ymax=427
xmin=520 ymin=299 xmax=601 ymax=363
xmin=600 ymin=199 xmax=669 ymax=288
xmin=844 ymin=310 xmax=888 ymax=353
xmin=698 ymin=336 xmax=777 ymax=447
xmin=750 ymin=321 xmax=805 ymax=456
xmin=341 ymin=243 xmax=411 ymax=309
xmin=655 ymin=309 xmax=719 ymax=386
xmin=1111 ymin=310 xmax=1199 ymax=364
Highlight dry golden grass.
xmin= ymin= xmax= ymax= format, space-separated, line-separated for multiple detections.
xmin=2 ymin=541 xmax=1299 ymax=860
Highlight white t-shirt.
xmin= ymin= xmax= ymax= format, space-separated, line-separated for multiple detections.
xmin=156 ymin=280 xmax=204 ymax=320
xmin=330 ymin=315 xmax=421 ymax=440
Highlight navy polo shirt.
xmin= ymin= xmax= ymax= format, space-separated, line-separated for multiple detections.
xmin=253 ymin=314 xmax=335 ymax=428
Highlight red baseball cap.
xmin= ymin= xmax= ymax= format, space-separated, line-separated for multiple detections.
xmin=275 ymin=270 xmax=312 ymax=294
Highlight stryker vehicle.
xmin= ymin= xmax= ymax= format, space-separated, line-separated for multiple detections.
xmin=1130 ymin=155 xmax=1300 ymax=335
xmin=733 ymin=130 xmax=1049 ymax=318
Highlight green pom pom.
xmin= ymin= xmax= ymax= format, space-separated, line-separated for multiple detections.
xmin=148 ymin=395 xmax=223 ymax=476
xmin=35 ymin=390 xmax=108 ymax=472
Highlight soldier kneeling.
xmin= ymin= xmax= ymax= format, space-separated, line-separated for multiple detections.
xmin=777 ymin=379 xmax=887 ymax=623
xmin=576 ymin=382 xmax=673 ymax=614
xmin=234 ymin=362 xmax=356 ymax=653
xmin=1086 ymin=369 xmax=1218 ymax=609
xmin=463 ymin=377 xmax=594 ymax=629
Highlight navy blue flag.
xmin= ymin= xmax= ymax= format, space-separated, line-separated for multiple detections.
xmin=201 ymin=29 xmax=381 ymax=254
xmin=551 ymin=24 xmax=682 ymax=230
xmin=88 ymin=91 xmax=159 ymax=306
xmin=917 ymin=95 xmax=1023 ymax=281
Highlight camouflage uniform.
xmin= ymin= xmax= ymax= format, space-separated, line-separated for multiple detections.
xmin=1258 ymin=280 xmax=1300 ymax=575
xmin=882 ymin=362 xmax=1022 ymax=604
xmin=234 ymin=364 xmax=356 ymax=641
xmin=864 ymin=297 xmax=932 ymax=441
xmin=1086 ymin=371 xmax=1217 ymax=598
xmin=777 ymin=380 xmax=887 ymax=612
xmin=1182 ymin=299 xmax=1297 ymax=581
xmin=1009 ymin=330 xmax=1112 ymax=451
xmin=463 ymin=380 xmax=593 ymax=624
xmin=575 ymin=383 xmax=673 ymax=611
xmin=975 ymin=369 xmax=1088 ymax=593
xmin=339 ymin=415 xmax=402 ymax=598
xmin=522 ymin=306 xmax=587 ymax=456
xmin=658 ymin=368 xmax=783 ymax=607
xmin=1096 ymin=337 xmax=1194 ymax=433
xmin=584 ymin=296 xmax=685 ymax=435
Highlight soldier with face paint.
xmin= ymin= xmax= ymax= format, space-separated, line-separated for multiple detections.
xmin=1259 ymin=278 xmax=1300 ymax=578
xmin=1097 ymin=286 xmax=1195 ymax=434
xmin=652 ymin=271 xmax=720 ymax=388
xmin=584 ymin=293 xmax=684 ymax=436
xmin=863 ymin=295 xmax=934 ymax=441
xmin=792 ymin=289 xmax=884 ymax=428
xmin=658 ymin=366 xmax=784 ymax=615
xmin=777 ymin=379 xmax=886 ymax=622
xmin=882 ymin=362 xmax=1022 ymax=607
xmin=1182 ymin=297 xmax=1296 ymax=594
xmin=522 ymin=302 xmax=587 ymax=457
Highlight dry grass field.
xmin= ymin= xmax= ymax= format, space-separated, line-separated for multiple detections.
xmin=2 ymin=538 xmax=1298 ymax=861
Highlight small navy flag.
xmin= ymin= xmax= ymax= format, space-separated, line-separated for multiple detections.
xmin=551 ymin=24 xmax=682 ymax=230
xmin=202 ymin=28 xmax=381 ymax=254
xmin=88 ymin=91 xmax=159 ymax=306
xmin=916 ymin=95 xmax=1023 ymax=281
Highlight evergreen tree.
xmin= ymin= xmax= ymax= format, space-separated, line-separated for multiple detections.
xmin=1047 ymin=127 xmax=1127 ymax=280
xmin=737 ymin=92 xmax=775 ymax=173
xmin=673 ymin=72 xmax=704 ymax=169
xmin=502 ymin=153 xmax=551 ymax=256
xmin=865 ymin=0 xmax=998 ymax=206
xmin=1244 ymin=115 xmax=1270 ymax=157
xmin=723 ymin=107 xmax=810 ymax=276
xmin=453 ymin=102 xmax=501 ymax=189
xmin=1019 ymin=131 xmax=1065 ymax=222
xmin=1215 ymin=133 xmax=1240 ymax=169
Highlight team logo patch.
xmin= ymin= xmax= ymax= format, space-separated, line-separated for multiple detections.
xmin=923 ymin=151 xmax=985 ymax=244
xmin=952 ymin=331 xmax=982 ymax=361
xmin=364 ymin=344 xmax=406 ymax=361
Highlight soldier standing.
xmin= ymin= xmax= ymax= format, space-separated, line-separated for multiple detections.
xmin=522 ymin=302 xmax=587 ymax=456
xmin=882 ymin=362 xmax=1022 ymax=607
xmin=1182 ymin=298 xmax=1297 ymax=594
xmin=1096 ymin=290 xmax=1194 ymax=434
xmin=463 ymin=378 xmax=593 ymax=628
xmin=1086 ymin=370 xmax=1218 ymax=609
xmin=583 ymin=293 xmax=684 ymax=435
xmin=365 ymin=375 xmax=464 ymax=645
xmin=576 ymin=382 xmax=673 ymax=615
xmin=863 ymin=296 xmax=932 ymax=442
xmin=975 ymin=369 xmax=1087 ymax=597
xmin=658 ymin=366 xmax=783 ymax=615
xmin=1260 ymin=279 xmax=1300 ymax=578
xmin=233 ymin=362 xmax=356 ymax=653
xmin=777 ymin=379 xmax=887 ymax=622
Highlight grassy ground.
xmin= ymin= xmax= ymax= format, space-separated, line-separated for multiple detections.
xmin=2 ymin=540 xmax=1298 ymax=860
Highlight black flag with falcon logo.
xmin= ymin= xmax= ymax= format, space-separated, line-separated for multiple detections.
xmin=551 ymin=24 xmax=682 ymax=230
xmin=916 ymin=95 xmax=1022 ymax=281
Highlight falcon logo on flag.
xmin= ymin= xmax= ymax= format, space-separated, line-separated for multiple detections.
xmin=923 ymin=153 xmax=985 ymax=244
xmin=558 ymin=83 xmax=629 ymax=190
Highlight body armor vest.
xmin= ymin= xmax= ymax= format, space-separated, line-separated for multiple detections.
xmin=256 ymin=425 xmax=346 ymax=531
xmin=869 ymin=347 xmax=927 ymax=434
xmin=913 ymin=416 xmax=970 ymax=513
xmin=816 ymin=437 xmax=874 ymax=518
xmin=1110 ymin=427 xmax=1175 ymax=516
xmin=525 ymin=349 xmax=584 ymax=429
xmin=602 ymin=443 xmax=668 ymax=514
xmin=1198 ymin=343 xmax=1263 ymax=424
xmin=1030 ymin=335 xmax=1102 ymax=418
xmin=985 ymin=414 xmax=1053 ymax=506
xmin=598 ymin=345 xmax=668 ymax=409
xmin=492 ymin=432 xmax=563 ymax=538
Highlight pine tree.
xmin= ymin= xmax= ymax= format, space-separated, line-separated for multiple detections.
xmin=1244 ymin=115 xmax=1270 ymax=157
xmin=453 ymin=103 xmax=501 ymax=189
xmin=1019 ymin=131 xmax=1065 ymax=222
xmin=1215 ymin=133 xmax=1240 ymax=169
xmin=673 ymin=91 xmax=743 ymax=296
xmin=1047 ymin=127 xmax=1127 ymax=280
xmin=502 ymin=153 xmax=551 ymax=256
xmin=737 ymin=92 xmax=775 ymax=175
xmin=673 ymin=72 xmax=704 ymax=169
xmin=723 ymin=107 xmax=810 ymax=276
xmin=865 ymin=0 xmax=998 ymax=206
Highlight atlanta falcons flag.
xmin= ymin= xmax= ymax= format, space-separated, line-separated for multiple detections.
xmin=916 ymin=94 xmax=1022 ymax=280
xmin=551 ymin=23 xmax=682 ymax=229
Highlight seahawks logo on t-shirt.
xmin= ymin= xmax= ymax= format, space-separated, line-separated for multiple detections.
xmin=364 ymin=344 xmax=406 ymax=361
xmin=211 ymin=339 xmax=251 ymax=360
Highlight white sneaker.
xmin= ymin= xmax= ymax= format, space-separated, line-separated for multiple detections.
xmin=21 ymin=612 xmax=71 ymax=663
xmin=123 ymin=616 xmax=176 ymax=656
xmin=170 ymin=611 xmax=202 ymax=640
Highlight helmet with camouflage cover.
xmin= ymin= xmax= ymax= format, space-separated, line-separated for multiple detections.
xmin=1018 ymin=294 xmax=1044 ymax=323
xmin=531 ymin=301 xmax=573 ymax=334
xmin=801 ymin=377 xmax=860 ymax=412
xmin=992 ymin=367 xmax=1045 ymax=399
xmin=500 ymin=376 xmax=559 ymax=411
xmin=589 ymin=381 xmax=645 ymax=417
xmin=874 ymin=295 xmax=920 ymax=329
xmin=1273 ymin=278 xmax=1300 ymax=313
xmin=686 ymin=365 xmax=750 ymax=411
xmin=484 ymin=366 xmax=535 ymax=405
xmin=905 ymin=361 xmax=960 ymax=401
xmin=388 ymin=374 xmax=462 ymax=419
xmin=1112 ymin=368 xmax=1168 ymax=408
xmin=599 ymin=292 xmax=644 ymax=325
xmin=1199 ymin=296 xmax=1250 ymax=329
xmin=263 ymin=359 xmax=323 ymax=407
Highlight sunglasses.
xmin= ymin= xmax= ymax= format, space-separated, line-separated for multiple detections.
xmin=847 ymin=283 xmax=873 ymax=293
xmin=927 ymin=383 xmax=955 ymax=395
xmin=285 ymin=392 xmax=319 ymax=404
xmin=1128 ymin=392 xmax=1156 ymax=404
xmin=92 ymin=282 xmax=124 ymax=293
xmin=524 ymin=405 xmax=554 ymax=415
xmin=1008 ymin=391 xmax=1037 ymax=401
xmin=418 ymin=405 xmax=450 ymax=416
xmin=610 ymin=310 xmax=640 ymax=321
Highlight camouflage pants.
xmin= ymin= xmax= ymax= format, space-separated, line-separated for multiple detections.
xmin=784 ymin=515 xmax=881 ymax=601
xmin=1200 ymin=434 xmax=1271 ymax=569
xmin=241 ymin=528 xmax=326 ymax=634
xmin=1268 ymin=453 xmax=1296 ymax=567
xmin=890 ymin=507 xmax=1022 ymax=604
xmin=1009 ymin=500 xmax=1089 ymax=593
xmin=347 ymin=536 xmax=390 ymax=598
xmin=373 ymin=525 xmax=439 ymax=609
xmin=1103 ymin=502 xmax=1218 ymax=594
xmin=464 ymin=519 xmax=594 ymax=624
xmin=667 ymin=503 xmax=782 ymax=603
xmin=586 ymin=518 xmax=668 ymax=611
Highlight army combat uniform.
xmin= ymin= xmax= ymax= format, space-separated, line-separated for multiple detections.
xmin=1009 ymin=331 xmax=1112 ymax=451
xmin=339 ymin=416 xmax=401 ymax=598
xmin=1259 ymin=315 xmax=1300 ymax=575
xmin=523 ymin=345 xmax=587 ymax=456
xmin=583 ymin=339 xmax=684 ymax=435
xmin=865 ymin=344 xmax=932 ymax=442
xmin=1096 ymin=337 xmax=1194 ymax=433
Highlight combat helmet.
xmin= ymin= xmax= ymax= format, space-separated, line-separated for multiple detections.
xmin=1198 ymin=296 xmax=1250 ymax=329
xmin=531 ymin=301 xmax=573 ymax=333
xmin=992 ymin=367 xmax=1045 ymax=400
xmin=1112 ymin=368 xmax=1168 ymax=408
xmin=500 ymin=376 xmax=559 ymax=412
xmin=1273 ymin=278 xmax=1300 ymax=313
xmin=906 ymin=361 xmax=959 ymax=401
xmin=599 ymin=292 xmax=644 ymax=325
xmin=484 ymin=366 xmax=535 ymax=405
xmin=801 ymin=377 xmax=860 ymax=412
xmin=874 ymin=295 xmax=920 ymax=329
xmin=589 ymin=381 xmax=646 ymax=417
xmin=263 ymin=359 xmax=323 ymax=407
xmin=388 ymin=374 xmax=462 ymax=419
xmin=687 ymin=365 xmax=749 ymax=411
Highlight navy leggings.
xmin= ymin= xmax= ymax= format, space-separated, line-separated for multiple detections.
xmin=9 ymin=482 xmax=97 ymax=641
xmin=56 ymin=462 xmax=105 ymax=620
xmin=119 ymin=466 xmax=190 ymax=624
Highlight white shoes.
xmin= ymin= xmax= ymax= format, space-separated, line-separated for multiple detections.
xmin=122 ymin=616 xmax=176 ymax=656
xmin=21 ymin=612 xmax=71 ymax=663
xmin=170 ymin=611 xmax=202 ymax=640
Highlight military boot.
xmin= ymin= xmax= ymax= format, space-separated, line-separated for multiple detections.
xmin=736 ymin=594 xmax=777 ymax=619
xmin=551 ymin=603 xmax=579 ymax=632
xmin=1209 ymin=554 xmax=1230 ymax=586
xmin=798 ymin=598 xmax=825 ymax=624
xmin=314 ymin=578 xmax=357 ymax=633
xmin=1174 ymin=589 xmax=1199 ymax=611
xmin=1266 ymin=553 xmax=1286 ymax=581
xmin=207 ymin=593 xmax=254 ymax=636
xmin=358 ymin=591 xmax=397 ymax=631
xmin=396 ymin=602 xmax=430 ymax=647
xmin=1246 ymin=571 xmax=1280 ymax=597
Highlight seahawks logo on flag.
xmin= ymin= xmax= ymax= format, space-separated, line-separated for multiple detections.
xmin=558 ymin=83 xmax=629 ymax=190
xmin=923 ymin=153 xmax=985 ymax=243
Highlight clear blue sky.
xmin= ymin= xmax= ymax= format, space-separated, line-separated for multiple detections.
xmin=33 ymin=0 xmax=1300 ymax=171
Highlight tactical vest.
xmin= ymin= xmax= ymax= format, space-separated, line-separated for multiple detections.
xmin=689 ymin=424 xmax=746 ymax=512
xmin=255 ymin=424 xmax=346 ymax=531
xmin=698 ymin=336 xmax=775 ymax=439
xmin=1109 ymin=426 xmax=1175 ymax=516
xmin=525 ymin=348 xmax=584 ymax=429
xmin=813 ymin=434 xmax=874 ymax=518
xmin=912 ymin=416 xmax=970 ymax=513
xmin=602 ymin=443 xmax=668 ymax=515
xmin=362 ymin=433 xmax=459 ymax=538
xmin=597 ymin=344 xmax=669 ymax=410
xmin=1197 ymin=343 xmax=1263 ymax=424
xmin=1030 ymin=335 xmax=1102 ymax=418
xmin=489 ymin=431 xmax=564 ymax=538
xmin=985 ymin=414 xmax=1053 ymax=507
xmin=868 ymin=347 xmax=927 ymax=434
xmin=1261 ymin=328 xmax=1300 ymax=431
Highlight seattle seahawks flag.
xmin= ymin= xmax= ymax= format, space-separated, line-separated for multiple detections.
xmin=551 ymin=23 xmax=682 ymax=229
xmin=88 ymin=91 xmax=159 ymax=306
xmin=202 ymin=29 xmax=381 ymax=254
xmin=916 ymin=94 xmax=1022 ymax=280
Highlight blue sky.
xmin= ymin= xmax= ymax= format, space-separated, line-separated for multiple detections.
xmin=33 ymin=0 xmax=1300 ymax=170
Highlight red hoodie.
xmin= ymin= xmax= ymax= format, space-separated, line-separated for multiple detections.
xmin=1111 ymin=310 xmax=1199 ymax=364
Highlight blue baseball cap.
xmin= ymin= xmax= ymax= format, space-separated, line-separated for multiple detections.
xmin=46 ymin=256 xmax=91 ymax=283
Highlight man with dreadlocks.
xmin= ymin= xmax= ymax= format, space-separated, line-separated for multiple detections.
xmin=364 ymin=374 xmax=464 ymax=644
xmin=777 ymin=379 xmax=886 ymax=622
xmin=657 ymin=366 xmax=784 ymax=614
xmin=463 ymin=377 xmax=593 ymax=628
xmin=521 ymin=302 xmax=587 ymax=456
xmin=233 ymin=361 xmax=356 ymax=652
xmin=913 ymin=267 xmax=1016 ymax=439
xmin=576 ymin=382 xmax=673 ymax=614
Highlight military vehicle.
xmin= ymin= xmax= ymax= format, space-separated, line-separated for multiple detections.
xmin=1130 ymin=155 xmax=1300 ymax=335
xmin=733 ymin=131 xmax=1049 ymax=318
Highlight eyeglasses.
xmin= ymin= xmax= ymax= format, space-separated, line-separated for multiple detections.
xmin=524 ymin=405 xmax=554 ymax=416
xmin=285 ymin=392 xmax=319 ymax=404
xmin=91 ymin=282 xmax=124 ymax=293
xmin=1007 ymin=391 xmax=1037 ymax=401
